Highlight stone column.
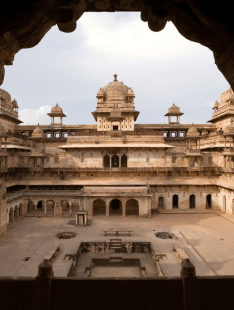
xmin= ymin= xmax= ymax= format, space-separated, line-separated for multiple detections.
xmin=68 ymin=200 xmax=73 ymax=216
xmin=122 ymin=200 xmax=126 ymax=218
xmin=54 ymin=200 xmax=62 ymax=217
xmin=33 ymin=200 xmax=38 ymax=215
xmin=106 ymin=199 xmax=110 ymax=218
xmin=44 ymin=200 xmax=47 ymax=216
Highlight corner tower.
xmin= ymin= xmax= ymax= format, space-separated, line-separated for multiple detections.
xmin=92 ymin=74 xmax=139 ymax=131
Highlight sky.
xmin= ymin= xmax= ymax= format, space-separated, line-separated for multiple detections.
xmin=1 ymin=12 xmax=230 ymax=126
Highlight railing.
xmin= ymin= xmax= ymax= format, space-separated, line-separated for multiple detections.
xmin=2 ymin=166 xmax=222 ymax=174
xmin=73 ymin=130 xmax=163 ymax=136
xmin=1 ymin=258 xmax=233 ymax=310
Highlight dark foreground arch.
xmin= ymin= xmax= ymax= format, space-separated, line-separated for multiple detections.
xmin=0 ymin=2 xmax=234 ymax=90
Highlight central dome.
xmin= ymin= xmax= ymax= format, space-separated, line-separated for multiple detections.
xmin=219 ymin=87 xmax=234 ymax=107
xmin=99 ymin=74 xmax=133 ymax=101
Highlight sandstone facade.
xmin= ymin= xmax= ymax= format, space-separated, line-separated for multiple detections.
xmin=1 ymin=75 xmax=234 ymax=235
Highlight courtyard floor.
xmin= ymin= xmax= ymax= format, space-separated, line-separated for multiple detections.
xmin=1 ymin=212 xmax=234 ymax=277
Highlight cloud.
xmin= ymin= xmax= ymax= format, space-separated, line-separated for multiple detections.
xmin=2 ymin=12 xmax=231 ymax=126
xmin=19 ymin=106 xmax=52 ymax=125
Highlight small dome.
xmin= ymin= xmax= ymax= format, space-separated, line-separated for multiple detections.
xmin=0 ymin=88 xmax=11 ymax=104
xmin=12 ymin=98 xmax=18 ymax=108
xmin=224 ymin=119 xmax=234 ymax=135
xmin=127 ymin=88 xmax=134 ymax=96
xmin=168 ymin=103 xmax=180 ymax=114
xmin=213 ymin=100 xmax=219 ymax=110
xmin=31 ymin=124 xmax=44 ymax=138
xmin=97 ymin=88 xmax=104 ymax=96
xmin=219 ymin=87 xmax=234 ymax=106
xmin=51 ymin=103 xmax=63 ymax=113
xmin=187 ymin=124 xmax=200 ymax=137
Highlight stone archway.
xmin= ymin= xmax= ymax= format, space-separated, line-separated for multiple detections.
xmin=126 ymin=199 xmax=139 ymax=216
xmin=112 ymin=155 xmax=119 ymax=168
xmin=14 ymin=206 xmax=19 ymax=220
xmin=104 ymin=155 xmax=110 ymax=168
xmin=47 ymin=200 xmax=55 ymax=211
xmin=9 ymin=208 xmax=14 ymax=222
xmin=109 ymin=199 xmax=122 ymax=216
xmin=158 ymin=196 xmax=164 ymax=209
xmin=93 ymin=199 xmax=106 ymax=216
xmin=206 ymin=194 xmax=212 ymax=209
xmin=37 ymin=200 xmax=44 ymax=211
xmin=189 ymin=194 xmax=196 ymax=209
xmin=1 ymin=2 xmax=234 ymax=91
xmin=121 ymin=154 xmax=127 ymax=167
xmin=172 ymin=195 xmax=179 ymax=209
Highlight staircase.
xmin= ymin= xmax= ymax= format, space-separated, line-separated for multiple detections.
xmin=109 ymin=239 xmax=122 ymax=253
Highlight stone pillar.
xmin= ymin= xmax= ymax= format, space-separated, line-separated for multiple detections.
xmin=68 ymin=200 xmax=73 ymax=216
xmin=180 ymin=259 xmax=199 ymax=310
xmin=106 ymin=200 xmax=109 ymax=218
xmin=54 ymin=200 xmax=62 ymax=217
xmin=33 ymin=200 xmax=38 ymax=215
xmin=122 ymin=200 xmax=126 ymax=218
xmin=44 ymin=200 xmax=47 ymax=216
xmin=33 ymin=260 xmax=54 ymax=310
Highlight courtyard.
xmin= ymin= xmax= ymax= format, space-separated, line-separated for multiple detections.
xmin=0 ymin=212 xmax=234 ymax=278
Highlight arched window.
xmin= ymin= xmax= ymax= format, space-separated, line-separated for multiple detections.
xmin=112 ymin=155 xmax=119 ymax=168
xmin=121 ymin=154 xmax=127 ymax=167
xmin=189 ymin=195 xmax=195 ymax=209
xmin=172 ymin=195 xmax=179 ymax=209
xmin=158 ymin=197 xmax=164 ymax=208
xmin=103 ymin=154 xmax=110 ymax=167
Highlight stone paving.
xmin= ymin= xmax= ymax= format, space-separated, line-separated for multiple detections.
xmin=0 ymin=212 xmax=234 ymax=277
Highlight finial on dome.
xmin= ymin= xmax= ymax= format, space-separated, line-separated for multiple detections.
xmin=56 ymin=103 xmax=58 ymax=106
xmin=113 ymin=74 xmax=117 ymax=82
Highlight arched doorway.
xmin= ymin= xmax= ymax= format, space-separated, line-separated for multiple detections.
xmin=172 ymin=195 xmax=179 ymax=209
xmin=223 ymin=196 xmax=226 ymax=211
xmin=27 ymin=201 xmax=34 ymax=213
xmin=121 ymin=154 xmax=127 ymax=167
xmin=14 ymin=206 xmax=19 ymax=220
xmin=206 ymin=194 xmax=212 ymax=209
xmin=104 ymin=154 xmax=110 ymax=167
xmin=158 ymin=197 xmax=164 ymax=208
xmin=61 ymin=200 xmax=69 ymax=211
xmin=93 ymin=199 xmax=106 ymax=216
xmin=9 ymin=208 xmax=14 ymax=222
xmin=189 ymin=195 xmax=195 ymax=209
xmin=109 ymin=199 xmax=122 ymax=216
xmin=47 ymin=200 xmax=55 ymax=211
xmin=112 ymin=155 xmax=119 ymax=168
xmin=126 ymin=199 xmax=139 ymax=216
xmin=37 ymin=201 xmax=43 ymax=211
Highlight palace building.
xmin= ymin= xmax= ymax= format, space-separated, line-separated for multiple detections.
xmin=1 ymin=75 xmax=234 ymax=235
